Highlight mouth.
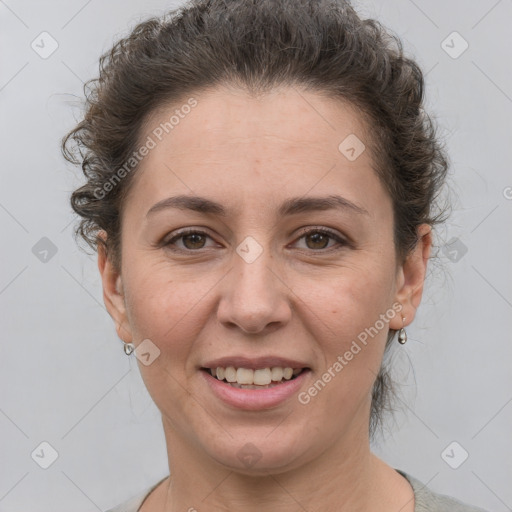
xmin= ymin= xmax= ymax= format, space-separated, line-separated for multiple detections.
xmin=200 ymin=366 xmax=309 ymax=389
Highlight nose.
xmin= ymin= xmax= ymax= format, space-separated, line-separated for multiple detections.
xmin=216 ymin=246 xmax=292 ymax=335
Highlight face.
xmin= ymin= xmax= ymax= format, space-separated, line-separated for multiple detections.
xmin=99 ymin=85 xmax=430 ymax=475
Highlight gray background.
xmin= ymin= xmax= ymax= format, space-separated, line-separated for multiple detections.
xmin=1 ymin=0 xmax=511 ymax=510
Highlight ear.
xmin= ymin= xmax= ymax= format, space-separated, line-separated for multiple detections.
xmin=389 ymin=224 xmax=432 ymax=330
xmin=97 ymin=231 xmax=133 ymax=343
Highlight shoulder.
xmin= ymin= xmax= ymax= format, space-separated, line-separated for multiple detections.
xmin=104 ymin=477 xmax=167 ymax=512
xmin=395 ymin=469 xmax=490 ymax=512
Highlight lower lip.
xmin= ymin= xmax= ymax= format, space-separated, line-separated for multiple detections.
xmin=200 ymin=369 xmax=311 ymax=411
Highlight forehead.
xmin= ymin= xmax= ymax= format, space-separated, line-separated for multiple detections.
xmin=143 ymin=85 xmax=371 ymax=157
xmin=126 ymin=85 xmax=389 ymax=220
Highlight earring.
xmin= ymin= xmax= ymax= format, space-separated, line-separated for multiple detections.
xmin=123 ymin=342 xmax=135 ymax=355
xmin=397 ymin=315 xmax=407 ymax=345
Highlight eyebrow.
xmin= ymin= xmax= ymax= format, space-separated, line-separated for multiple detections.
xmin=146 ymin=194 xmax=369 ymax=218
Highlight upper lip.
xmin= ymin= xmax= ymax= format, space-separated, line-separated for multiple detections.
xmin=202 ymin=356 xmax=310 ymax=370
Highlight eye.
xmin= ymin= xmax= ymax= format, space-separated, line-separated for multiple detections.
xmin=163 ymin=229 xmax=217 ymax=251
xmin=292 ymin=227 xmax=348 ymax=251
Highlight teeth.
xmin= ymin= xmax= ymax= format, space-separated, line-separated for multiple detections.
xmin=228 ymin=382 xmax=282 ymax=389
xmin=224 ymin=366 xmax=237 ymax=383
xmin=253 ymin=368 xmax=272 ymax=385
xmin=236 ymin=367 xmax=254 ymax=385
xmin=208 ymin=366 xmax=304 ymax=385
xmin=271 ymin=367 xmax=283 ymax=381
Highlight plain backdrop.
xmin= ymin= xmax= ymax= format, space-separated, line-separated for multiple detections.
xmin=0 ymin=0 xmax=511 ymax=510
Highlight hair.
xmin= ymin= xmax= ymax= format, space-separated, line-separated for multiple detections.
xmin=62 ymin=0 xmax=449 ymax=441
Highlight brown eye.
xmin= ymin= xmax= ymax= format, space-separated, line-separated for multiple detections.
xmin=164 ymin=229 xmax=214 ymax=251
xmin=294 ymin=228 xmax=347 ymax=252
xmin=304 ymin=231 xmax=330 ymax=250
xmin=181 ymin=233 xmax=207 ymax=250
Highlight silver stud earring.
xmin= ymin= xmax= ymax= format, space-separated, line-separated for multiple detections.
xmin=123 ymin=342 xmax=135 ymax=355
xmin=397 ymin=315 xmax=407 ymax=345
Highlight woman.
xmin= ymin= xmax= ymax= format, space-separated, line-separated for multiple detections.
xmin=62 ymin=0 xmax=489 ymax=510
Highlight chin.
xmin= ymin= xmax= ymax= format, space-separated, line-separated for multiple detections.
xmin=202 ymin=433 xmax=312 ymax=476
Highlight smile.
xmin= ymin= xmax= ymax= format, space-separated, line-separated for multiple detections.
xmin=202 ymin=366 xmax=305 ymax=388
xmin=200 ymin=366 xmax=311 ymax=410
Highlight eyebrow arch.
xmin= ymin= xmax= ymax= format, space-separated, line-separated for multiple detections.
xmin=146 ymin=194 xmax=369 ymax=218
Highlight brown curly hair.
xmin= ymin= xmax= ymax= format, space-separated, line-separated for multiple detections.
xmin=62 ymin=0 xmax=449 ymax=440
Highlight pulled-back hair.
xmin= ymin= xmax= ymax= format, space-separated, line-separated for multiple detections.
xmin=62 ymin=0 xmax=449 ymax=440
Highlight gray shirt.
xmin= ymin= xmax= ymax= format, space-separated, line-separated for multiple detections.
xmin=104 ymin=469 xmax=489 ymax=511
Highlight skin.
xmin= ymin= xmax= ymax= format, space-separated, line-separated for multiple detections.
xmin=98 ymin=85 xmax=431 ymax=512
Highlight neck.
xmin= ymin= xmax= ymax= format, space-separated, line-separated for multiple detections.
xmin=158 ymin=414 xmax=386 ymax=512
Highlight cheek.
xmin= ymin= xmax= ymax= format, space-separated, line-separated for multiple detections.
xmin=121 ymin=266 xmax=214 ymax=411
xmin=122 ymin=261 xmax=219 ymax=351
xmin=305 ymin=256 xmax=395 ymax=335
xmin=116 ymin=245 xmax=217 ymax=415
xmin=294 ymin=257 xmax=395 ymax=384
xmin=295 ymin=287 xmax=393 ymax=427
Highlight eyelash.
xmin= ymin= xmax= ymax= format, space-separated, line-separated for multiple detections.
xmin=162 ymin=227 xmax=349 ymax=253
